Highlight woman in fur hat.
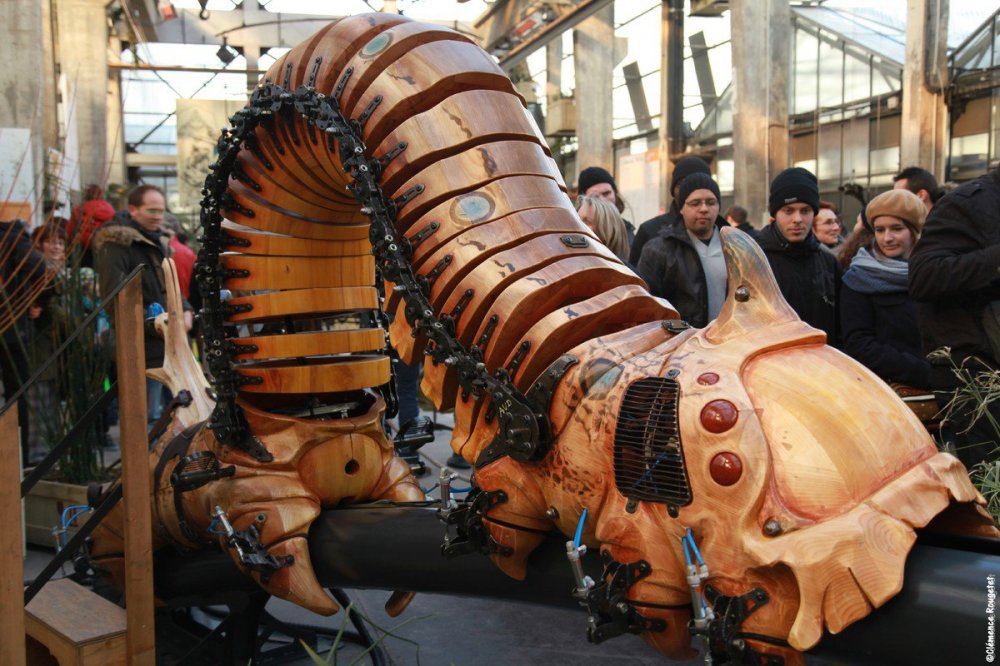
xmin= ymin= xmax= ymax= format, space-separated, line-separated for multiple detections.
xmin=840 ymin=189 xmax=930 ymax=388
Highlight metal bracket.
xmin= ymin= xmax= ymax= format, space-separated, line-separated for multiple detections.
xmin=561 ymin=234 xmax=590 ymax=249
xmin=308 ymin=56 xmax=323 ymax=86
xmin=333 ymin=66 xmax=353 ymax=102
xmin=357 ymin=94 xmax=383 ymax=128
xmin=661 ymin=319 xmax=691 ymax=334
xmin=393 ymin=184 xmax=424 ymax=209
xmin=440 ymin=488 xmax=511 ymax=559
xmin=376 ymin=141 xmax=408 ymax=172
xmin=580 ymin=550 xmax=667 ymax=645
xmin=213 ymin=506 xmax=293 ymax=584
xmin=697 ymin=585 xmax=780 ymax=665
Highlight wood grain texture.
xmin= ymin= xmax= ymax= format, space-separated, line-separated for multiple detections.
xmin=237 ymin=355 xmax=390 ymax=393
xmin=221 ymin=254 xmax=375 ymax=290
xmin=224 ymin=286 xmax=379 ymax=323
xmin=221 ymin=222 xmax=371 ymax=257
xmin=375 ymin=88 xmax=549 ymax=193
xmin=0 ymin=406 xmax=24 ymax=666
xmin=230 ymin=328 xmax=386 ymax=360
xmin=25 ymin=578 xmax=127 ymax=666
xmin=115 ymin=275 xmax=156 ymax=665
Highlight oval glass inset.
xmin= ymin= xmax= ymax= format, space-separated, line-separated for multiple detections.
xmin=360 ymin=32 xmax=393 ymax=58
xmin=450 ymin=193 xmax=495 ymax=223
xmin=710 ymin=452 xmax=743 ymax=486
xmin=697 ymin=372 xmax=719 ymax=385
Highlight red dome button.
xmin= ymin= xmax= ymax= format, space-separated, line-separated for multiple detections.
xmin=710 ymin=452 xmax=743 ymax=486
xmin=700 ymin=399 xmax=738 ymax=433
xmin=697 ymin=372 xmax=719 ymax=385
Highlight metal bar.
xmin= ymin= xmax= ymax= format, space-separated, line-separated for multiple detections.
xmin=112 ymin=62 xmax=266 ymax=75
xmin=498 ymin=0 xmax=614 ymax=70
xmin=0 ymin=266 xmax=144 ymax=418
xmin=23 ymin=484 xmax=123 ymax=605
xmin=20 ymin=383 xmax=119 ymax=499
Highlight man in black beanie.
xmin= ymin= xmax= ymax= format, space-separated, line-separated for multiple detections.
xmin=576 ymin=166 xmax=635 ymax=246
xmin=757 ymin=167 xmax=841 ymax=345
xmin=637 ymin=172 xmax=728 ymax=327
xmin=628 ymin=155 xmax=719 ymax=266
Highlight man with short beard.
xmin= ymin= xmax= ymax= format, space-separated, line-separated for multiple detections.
xmin=757 ymin=167 xmax=841 ymax=346
xmin=637 ymin=173 xmax=728 ymax=328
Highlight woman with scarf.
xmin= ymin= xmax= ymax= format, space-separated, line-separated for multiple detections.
xmin=840 ymin=189 xmax=930 ymax=389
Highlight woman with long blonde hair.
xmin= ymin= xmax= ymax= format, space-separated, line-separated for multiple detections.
xmin=575 ymin=195 xmax=631 ymax=264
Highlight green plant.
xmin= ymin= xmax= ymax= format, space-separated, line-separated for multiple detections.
xmin=933 ymin=347 xmax=1000 ymax=525
xmin=300 ymin=599 xmax=430 ymax=665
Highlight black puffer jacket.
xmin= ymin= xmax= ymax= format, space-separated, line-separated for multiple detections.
xmin=756 ymin=223 xmax=841 ymax=346
xmin=636 ymin=217 xmax=727 ymax=328
xmin=909 ymin=169 xmax=1000 ymax=389
xmin=629 ymin=204 xmax=679 ymax=266
xmin=93 ymin=219 xmax=175 ymax=366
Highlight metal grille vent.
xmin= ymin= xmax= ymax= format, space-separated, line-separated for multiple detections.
xmin=613 ymin=377 xmax=692 ymax=511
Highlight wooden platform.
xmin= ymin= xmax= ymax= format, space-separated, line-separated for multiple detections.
xmin=25 ymin=578 xmax=126 ymax=665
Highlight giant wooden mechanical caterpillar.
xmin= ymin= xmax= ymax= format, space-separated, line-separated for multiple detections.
xmin=90 ymin=13 xmax=997 ymax=663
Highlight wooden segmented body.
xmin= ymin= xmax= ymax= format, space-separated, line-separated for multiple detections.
xmin=185 ymin=12 xmax=997 ymax=662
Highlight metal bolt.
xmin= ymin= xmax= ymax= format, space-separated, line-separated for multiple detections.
xmin=735 ymin=286 xmax=751 ymax=302
xmin=763 ymin=519 xmax=782 ymax=536
xmin=545 ymin=507 xmax=559 ymax=519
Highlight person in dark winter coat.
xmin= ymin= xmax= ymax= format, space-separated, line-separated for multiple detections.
xmin=0 ymin=219 xmax=48 ymax=464
xmin=840 ymin=189 xmax=929 ymax=389
xmin=629 ymin=155 xmax=712 ymax=266
xmin=576 ymin=166 xmax=636 ymax=247
xmin=758 ymin=167 xmax=841 ymax=345
xmin=909 ymin=168 xmax=1000 ymax=468
xmin=637 ymin=173 xmax=728 ymax=328
xmin=93 ymin=185 xmax=191 ymax=423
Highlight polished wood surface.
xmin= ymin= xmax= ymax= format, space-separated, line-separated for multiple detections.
xmin=220 ymin=254 xmax=375 ymax=290
xmin=224 ymin=286 xmax=379 ymax=323
xmin=236 ymin=355 xmax=391 ymax=393
xmin=375 ymin=89 xmax=551 ymax=193
xmin=221 ymin=222 xmax=372 ymax=257
xmin=230 ymin=328 xmax=385 ymax=360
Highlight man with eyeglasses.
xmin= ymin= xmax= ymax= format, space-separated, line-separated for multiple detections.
xmin=757 ymin=167 xmax=841 ymax=346
xmin=93 ymin=184 xmax=191 ymax=423
xmin=637 ymin=172 xmax=728 ymax=327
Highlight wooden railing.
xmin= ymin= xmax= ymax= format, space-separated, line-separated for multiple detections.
xmin=0 ymin=268 xmax=155 ymax=665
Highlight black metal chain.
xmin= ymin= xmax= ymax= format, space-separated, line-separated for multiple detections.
xmin=195 ymin=83 xmax=549 ymax=463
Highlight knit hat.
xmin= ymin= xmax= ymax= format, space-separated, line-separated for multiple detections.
xmin=769 ymin=167 xmax=820 ymax=217
xmin=577 ymin=166 xmax=617 ymax=196
xmin=670 ymin=155 xmax=712 ymax=194
xmin=677 ymin=173 xmax=721 ymax=208
xmin=865 ymin=189 xmax=927 ymax=233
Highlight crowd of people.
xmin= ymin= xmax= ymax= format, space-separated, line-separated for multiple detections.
xmin=575 ymin=159 xmax=999 ymax=469
xmin=0 ymin=184 xmax=195 ymax=466
xmin=2 ymin=160 xmax=997 ymax=473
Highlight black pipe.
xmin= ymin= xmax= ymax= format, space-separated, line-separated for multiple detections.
xmin=307 ymin=506 xmax=1000 ymax=665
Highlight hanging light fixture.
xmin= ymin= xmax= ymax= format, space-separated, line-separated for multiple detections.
xmin=217 ymin=37 xmax=238 ymax=65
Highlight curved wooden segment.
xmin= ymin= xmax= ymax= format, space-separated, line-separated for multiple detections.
xmin=438 ymin=232 xmax=622 ymax=342
xmin=236 ymin=355 xmax=391 ymax=393
xmin=478 ymin=258 xmax=649 ymax=369
xmin=237 ymin=148 xmax=349 ymax=212
xmin=229 ymin=178 xmax=357 ymax=224
xmin=354 ymin=40 xmax=521 ymax=148
xmin=339 ymin=22 xmax=474 ymax=114
xmin=392 ymin=141 xmax=566 ymax=229
xmin=248 ymin=120 xmax=345 ymax=197
xmin=224 ymin=190 xmax=369 ymax=240
xmin=502 ymin=285 xmax=677 ymax=390
xmin=221 ymin=223 xmax=371 ymax=257
xmin=275 ymin=115 xmax=354 ymax=195
xmin=306 ymin=13 xmax=413 ymax=95
xmin=230 ymin=328 xmax=386 ymax=361
xmin=419 ymin=255 xmax=646 ymax=409
xmin=400 ymin=175 xmax=576 ymax=251
xmin=386 ymin=207 xmax=590 ymax=315
xmin=221 ymin=254 xmax=375 ymax=290
xmin=225 ymin=287 xmax=379 ymax=323
xmin=375 ymin=89 xmax=549 ymax=194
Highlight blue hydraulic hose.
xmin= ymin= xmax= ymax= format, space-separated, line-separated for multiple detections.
xmin=573 ymin=508 xmax=588 ymax=548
